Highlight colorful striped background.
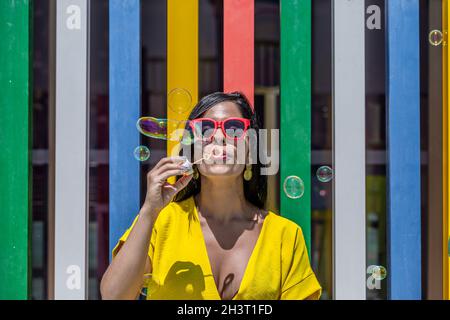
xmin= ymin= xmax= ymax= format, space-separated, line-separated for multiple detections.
xmin=0 ymin=0 xmax=447 ymax=300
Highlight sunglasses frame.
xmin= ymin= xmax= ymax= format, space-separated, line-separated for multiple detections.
xmin=188 ymin=117 xmax=251 ymax=142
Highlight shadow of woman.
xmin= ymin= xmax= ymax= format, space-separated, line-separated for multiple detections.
xmin=147 ymin=261 xmax=211 ymax=300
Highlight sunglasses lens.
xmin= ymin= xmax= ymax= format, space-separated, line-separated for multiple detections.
xmin=193 ymin=120 xmax=216 ymax=140
xmin=224 ymin=119 xmax=247 ymax=139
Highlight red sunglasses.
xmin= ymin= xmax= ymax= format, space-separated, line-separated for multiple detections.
xmin=188 ymin=117 xmax=251 ymax=141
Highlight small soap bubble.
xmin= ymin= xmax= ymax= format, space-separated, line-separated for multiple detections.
xmin=317 ymin=166 xmax=333 ymax=183
xmin=180 ymin=135 xmax=194 ymax=145
xmin=134 ymin=145 xmax=150 ymax=161
xmin=180 ymin=127 xmax=195 ymax=146
xmin=429 ymin=30 xmax=443 ymax=46
xmin=168 ymin=88 xmax=192 ymax=114
xmin=372 ymin=265 xmax=387 ymax=281
xmin=283 ymin=176 xmax=305 ymax=199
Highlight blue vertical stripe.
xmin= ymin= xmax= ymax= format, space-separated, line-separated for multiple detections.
xmin=109 ymin=0 xmax=141 ymax=260
xmin=386 ymin=0 xmax=421 ymax=299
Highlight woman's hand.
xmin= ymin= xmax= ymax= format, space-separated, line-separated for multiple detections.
xmin=101 ymin=157 xmax=192 ymax=299
xmin=142 ymin=156 xmax=193 ymax=219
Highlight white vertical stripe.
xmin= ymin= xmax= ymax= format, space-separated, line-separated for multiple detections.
xmin=332 ymin=0 xmax=366 ymax=299
xmin=54 ymin=0 xmax=89 ymax=299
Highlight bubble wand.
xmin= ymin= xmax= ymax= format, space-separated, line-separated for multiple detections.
xmin=180 ymin=152 xmax=212 ymax=176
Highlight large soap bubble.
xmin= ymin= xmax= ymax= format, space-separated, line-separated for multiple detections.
xmin=283 ymin=176 xmax=305 ymax=199
xmin=136 ymin=117 xmax=193 ymax=145
xmin=168 ymin=88 xmax=192 ymax=114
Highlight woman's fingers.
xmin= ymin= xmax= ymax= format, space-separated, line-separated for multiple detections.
xmin=162 ymin=174 xmax=193 ymax=197
xmin=153 ymin=162 xmax=184 ymax=176
xmin=153 ymin=156 xmax=186 ymax=170
xmin=172 ymin=174 xmax=193 ymax=190
xmin=146 ymin=156 xmax=193 ymax=199
xmin=157 ymin=169 xmax=187 ymax=182
xmin=147 ymin=160 xmax=188 ymax=184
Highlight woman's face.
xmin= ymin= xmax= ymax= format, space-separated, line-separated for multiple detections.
xmin=193 ymin=101 xmax=249 ymax=179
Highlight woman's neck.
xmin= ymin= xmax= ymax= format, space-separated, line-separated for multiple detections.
xmin=195 ymin=175 xmax=256 ymax=224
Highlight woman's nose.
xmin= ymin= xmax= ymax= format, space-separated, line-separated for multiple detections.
xmin=212 ymin=126 xmax=226 ymax=145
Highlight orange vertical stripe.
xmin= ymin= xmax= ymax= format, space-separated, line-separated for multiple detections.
xmin=166 ymin=0 xmax=198 ymax=184
xmin=224 ymin=0 xmax=254 ymax=107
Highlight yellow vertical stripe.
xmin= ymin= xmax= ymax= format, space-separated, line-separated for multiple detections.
xmin=167 ymin=0 xmax=198 ymax=179
xmin=444 ymin=0 xmax=450 ymax=300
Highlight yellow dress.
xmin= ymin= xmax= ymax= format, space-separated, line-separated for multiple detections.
xmin=112 ymin=196 xmax=322 ymax=300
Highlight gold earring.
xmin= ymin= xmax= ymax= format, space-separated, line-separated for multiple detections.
xmin=193 ymin=166 xmax=199 ymax=179
xmin=244 ymin=164 xmax=252 ymax=181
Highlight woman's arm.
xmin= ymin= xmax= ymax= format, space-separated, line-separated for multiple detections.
xmin=100 ymin=156 xmax=193 ymax=300
xmin=100 ymin=205 xmax=156 ymax=300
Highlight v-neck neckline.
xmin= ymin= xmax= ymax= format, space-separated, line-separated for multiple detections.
xmin=191 ymin=197 xmax=271 ymax=300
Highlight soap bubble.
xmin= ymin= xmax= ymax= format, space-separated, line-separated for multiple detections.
xmin=372 ymin=265 xmax=387 ymax=281
xmin=317 ymin=166 xmax=333 ymax=182
xmin=283 ymin=176 xmax=305 ymax=199
xmin=180 ymin=127 xmax=194 ymax=145
xmin=180 ymin=134 xmax=194 ymax=146
xmin=168 ymin=88 xmax=192 ymax=114
xmin=134 ymin=145 xmax=150 ymax=161
xmin=429 ymin=30 xmax=443 ymax=46
xmin=137 ymin=117 xmax=167 ymax=140
xmin=137 ymin=117 xmax=192 ymax=144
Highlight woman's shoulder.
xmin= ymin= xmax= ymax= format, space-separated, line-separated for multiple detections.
xmin=264 ymin=212 xmax=309 ymax=263
xmin=265 ymin=210 xmax=307 ymax=241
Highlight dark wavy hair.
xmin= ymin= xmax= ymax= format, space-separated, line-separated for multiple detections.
xmin=173 ymin=91 xmax=267 ymax=208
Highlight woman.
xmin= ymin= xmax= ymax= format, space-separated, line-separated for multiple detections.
xmin=100 ymin=91 xmax=322 ymax=300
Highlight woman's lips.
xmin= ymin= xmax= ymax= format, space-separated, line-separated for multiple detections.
xmin=208 ymin=148 xmax=230 ymax=161
xmin=211 ymin=153 xmax=227 ymax=160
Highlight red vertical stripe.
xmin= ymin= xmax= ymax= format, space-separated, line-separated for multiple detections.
xmin=224 ymin=0 xmax=254 ymax=108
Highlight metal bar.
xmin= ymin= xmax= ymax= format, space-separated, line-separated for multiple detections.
xmin=444 ymin=0 xmax=450 ymax=301
xmin=48 ymin=0 xmax=57 ymax=300
xmin=0 ymin=0 xmax=32 ymax=300
xmin=332 ymin=0 xmax=366 ymax=300
xmin=109 ymin=0 xmax=141 ymax=261
xmin=167 ymin=0 xmax=198 ymax=165
xmin=224 ymin=0 xmax=254 ymax=107
xmin=280 ymin=0 xmax=312 ymax=255
xmin=386 ymin=0 xmax=421 ymax=300
xmin=427 ymin=0 xmax=443 ymax=300
xmin=54 ymin=0 xmax=90 ymax=299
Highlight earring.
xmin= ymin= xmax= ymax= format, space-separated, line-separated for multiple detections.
xmin=193 ymin=166 xmax=199 ymax=180
xmin=244 ymin=164 xmax=252 ymax=181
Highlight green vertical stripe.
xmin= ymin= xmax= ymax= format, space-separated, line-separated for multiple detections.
xmin=0 ymin=0 xmax=32 ymax=300
xmin=280 ymin=0 xmax=312 ymax=255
